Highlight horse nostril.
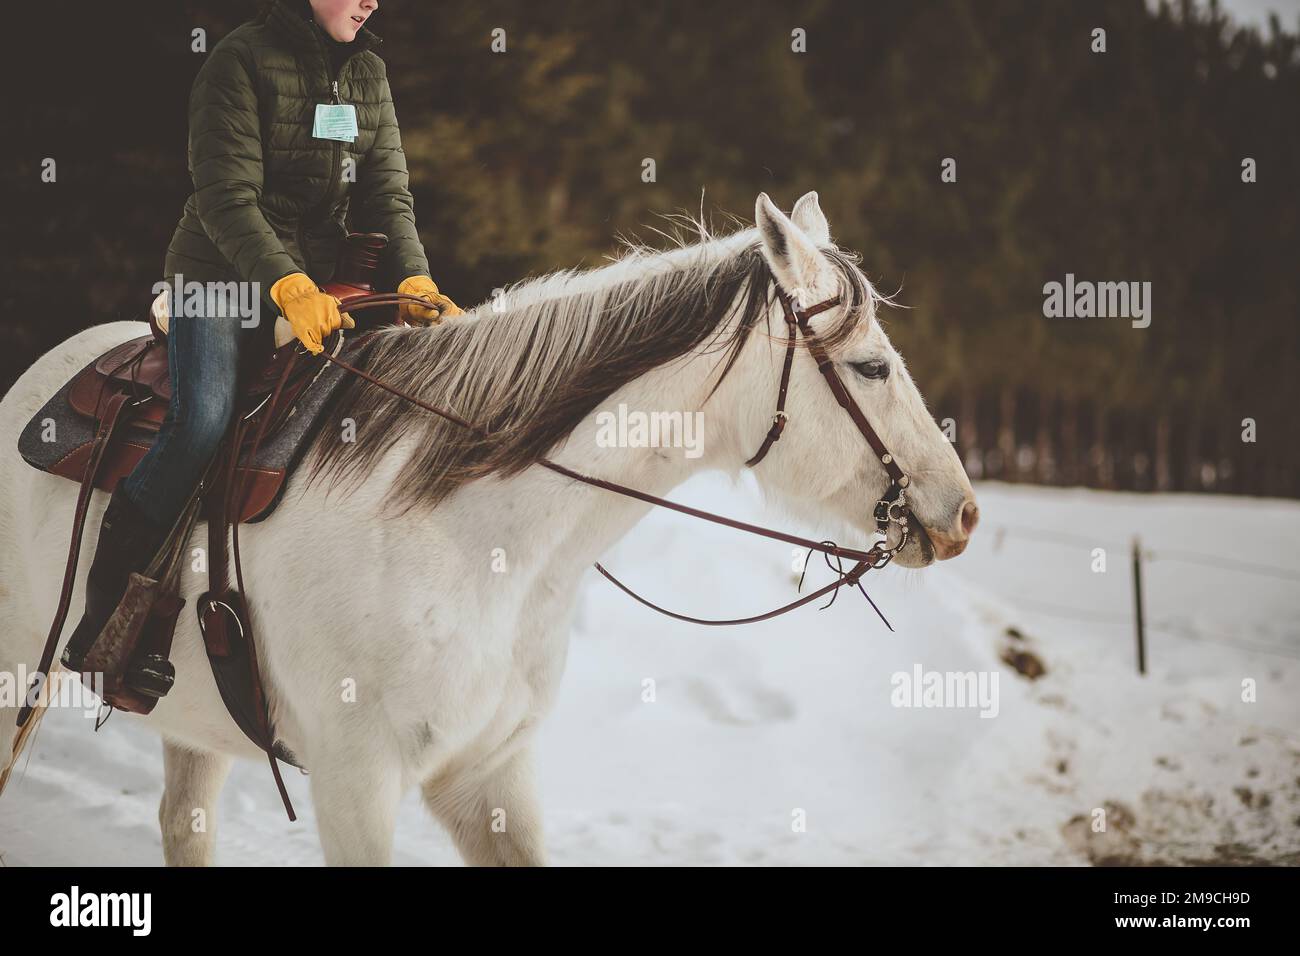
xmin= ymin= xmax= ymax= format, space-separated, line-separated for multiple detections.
xmin=960 ymin=500 xmax=980 ymax=538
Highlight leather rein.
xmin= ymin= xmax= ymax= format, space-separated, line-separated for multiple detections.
xmin=319 ymin=282 xmax=915 ymax=627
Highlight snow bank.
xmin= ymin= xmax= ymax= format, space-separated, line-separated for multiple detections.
xmin=3 ymin=478 xmax=1297 ymax=865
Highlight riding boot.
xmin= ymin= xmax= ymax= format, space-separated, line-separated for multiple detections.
xmin=61 ymin=480 xmax=169 ymax=672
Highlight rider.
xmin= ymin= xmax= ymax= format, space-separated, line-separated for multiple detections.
xmin=62 ymin=0 xmax=462 ymax=670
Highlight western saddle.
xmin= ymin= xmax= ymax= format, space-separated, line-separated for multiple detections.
xmin=16 ymin=233 xmax=413 ymax=818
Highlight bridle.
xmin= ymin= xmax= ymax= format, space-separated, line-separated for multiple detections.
xmin=317 ymin=280 xmax=917 ymax=628
xmin=746 ymin=287 xmax=912 ymax=561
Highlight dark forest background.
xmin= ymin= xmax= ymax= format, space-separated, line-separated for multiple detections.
xmin=3 ymin=0 xmax=1297 ymax=496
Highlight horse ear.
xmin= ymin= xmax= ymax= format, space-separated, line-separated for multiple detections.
xmin=790 ymin=191 xmax=831 ymax=244
xmin=755 ymin=193 xmax=824 ymax=303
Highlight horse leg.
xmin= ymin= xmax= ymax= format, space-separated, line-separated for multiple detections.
xmin=309 ymin=741 xmax=404 ymax=866
xmin=422 ymin=746 xmax=546 ymax=867
xmin=159 ymin=739 xmax=232 ymax=867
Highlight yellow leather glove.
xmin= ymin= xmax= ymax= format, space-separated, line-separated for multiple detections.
xmin=397 ymin=275 xmax=463 ymax=326
xmin=270 ymin=272 xmax=354 ymax=354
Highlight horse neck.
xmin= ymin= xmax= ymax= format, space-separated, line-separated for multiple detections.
xmin=436 ymin=311 xmax=760 ymax=581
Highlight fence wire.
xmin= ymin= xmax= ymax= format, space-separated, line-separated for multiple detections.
xmin=983 ymin=524 xmax=1300 ymax=661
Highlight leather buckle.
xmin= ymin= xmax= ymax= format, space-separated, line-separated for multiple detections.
xmin=874 ymin=493 xmax=909 ymax=527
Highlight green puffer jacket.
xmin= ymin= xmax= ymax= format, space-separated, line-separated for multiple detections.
xmin=165 ymin=0 xmax=430 ymax=318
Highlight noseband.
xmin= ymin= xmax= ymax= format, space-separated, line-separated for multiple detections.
xmin=318 ymin=280 xmax=917 ymax=628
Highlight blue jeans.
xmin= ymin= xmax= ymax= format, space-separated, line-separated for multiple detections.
xmin=122 ymin=313 xmax=258 ymax=527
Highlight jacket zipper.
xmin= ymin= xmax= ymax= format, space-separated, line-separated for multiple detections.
xmin=299 ymin=35 xmax=349 ymax=277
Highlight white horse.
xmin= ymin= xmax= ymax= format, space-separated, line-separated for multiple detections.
xmin=0 ymin=193 xmax=977 ymax=865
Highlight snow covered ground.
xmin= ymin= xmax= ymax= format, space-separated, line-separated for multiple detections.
xmin=2 ymin=477 xmax=1297 ymax=866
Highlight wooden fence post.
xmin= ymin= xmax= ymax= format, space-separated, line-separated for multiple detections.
xmin=1132 ymin=536 xmax=1146 ymax=675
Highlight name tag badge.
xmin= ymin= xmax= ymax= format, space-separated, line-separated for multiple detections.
xmin=313 ymin=103 xmax=358 ymax=142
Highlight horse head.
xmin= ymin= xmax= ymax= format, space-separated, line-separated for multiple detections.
xmin=733 ymin=191 xmax=979 ymax=567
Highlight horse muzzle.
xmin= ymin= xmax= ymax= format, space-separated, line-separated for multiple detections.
xmin=923 ymin=498 xmax=980 ymax=561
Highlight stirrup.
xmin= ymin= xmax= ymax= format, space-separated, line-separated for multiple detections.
xmin=125 ymin=653 xmax=176 ymax=699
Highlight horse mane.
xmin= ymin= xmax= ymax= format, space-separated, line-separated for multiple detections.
xmin=304 ymin=216 xmax=880 ymax=513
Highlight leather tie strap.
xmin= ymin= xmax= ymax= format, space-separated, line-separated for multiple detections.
xmin=228 ymin=354 xmax=299 ymax=819
xmin=197 ymin=353 xmax=300 ymax=820
xmin=18 ymin=390 xmax=136 ymax=728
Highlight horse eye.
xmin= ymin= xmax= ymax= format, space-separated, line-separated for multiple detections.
xmin=851 ymin=359 xmax=890 ymax=381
